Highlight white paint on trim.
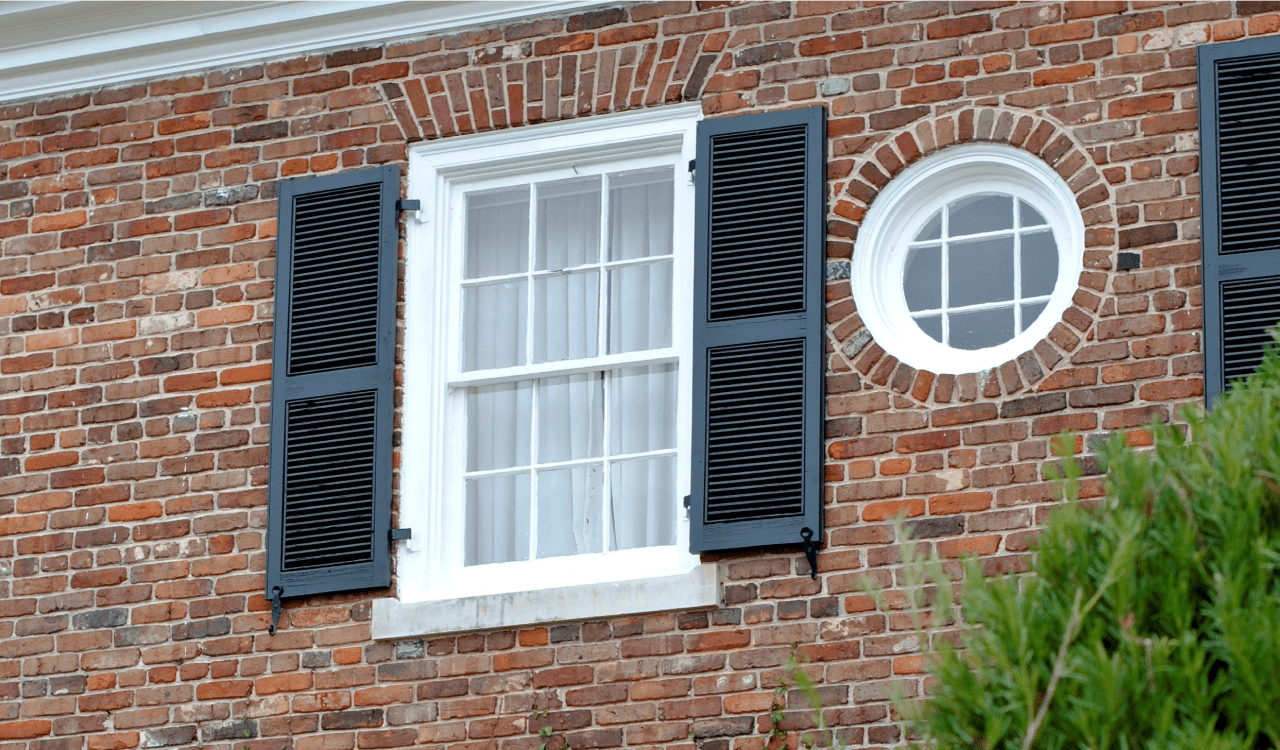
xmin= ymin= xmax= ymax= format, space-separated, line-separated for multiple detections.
xmin=0 ymin=0 xmax=603 ymax=103
xmin=0 ymin=2 xmax=71 ymax=16
xmin=371 ymin=564 xmax=720 ymax=639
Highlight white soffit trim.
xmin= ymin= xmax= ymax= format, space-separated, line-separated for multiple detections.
xmin=0 ymin=0 xmax=604 ymax=103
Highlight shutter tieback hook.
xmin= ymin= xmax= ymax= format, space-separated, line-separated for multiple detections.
xmin=800 ymin=527 xmax=818 ymax=580
xmin=269 ymin=586 xmax=285 ymax=635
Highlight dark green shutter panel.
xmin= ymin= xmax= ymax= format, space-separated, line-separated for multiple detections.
xmin=266 ymin=166 xmax=398 ymax=601
xmin=690 ymin=106 xmax=825 ymax=553
xmin=1200 ymin=38 xmax=1280 ymax=406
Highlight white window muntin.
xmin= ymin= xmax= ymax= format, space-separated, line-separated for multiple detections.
xmin=904 ymin=194 xmax=1055 ymax=347
xmin=851 ymin=143 xmax=1085 ymax=375
xmin=401 ymin=105 xmax=702 ymax=604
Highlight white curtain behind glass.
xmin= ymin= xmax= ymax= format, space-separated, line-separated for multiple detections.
xmin=606 ymin=171 xmax=675 ymax=551
xmin=462 ymin=168 xmax=677 ymax=566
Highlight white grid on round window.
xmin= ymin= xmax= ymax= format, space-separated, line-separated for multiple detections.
xmin=904 ymin=194 xmax=1058 ymax=351
xmin=851 ymin=143 xmax=1085 ymax=375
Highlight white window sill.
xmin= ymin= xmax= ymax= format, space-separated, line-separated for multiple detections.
xmin=371 ymin=564 xmax=720 ymax=639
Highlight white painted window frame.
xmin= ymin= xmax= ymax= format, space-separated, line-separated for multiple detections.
xmin=851 ymin=143 xmax=1085 ymax=375
xmin=396 ymin=104 xmax=709 ymax=615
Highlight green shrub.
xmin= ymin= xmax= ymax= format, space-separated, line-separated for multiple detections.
xmin=910 ymin=348 xmax=1280 ymax=749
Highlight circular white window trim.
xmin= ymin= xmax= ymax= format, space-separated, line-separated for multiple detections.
xmin=850 ymin=143 xmax=1085 ymax=376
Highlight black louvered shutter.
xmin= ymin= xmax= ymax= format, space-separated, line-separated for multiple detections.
xmin=266 ymin=166 xmax=398 ymax=600
xmin=1199 ymin=38 xmax=1280 ymax=406
xmin=690 ymin=106 xmax=826 ymax=553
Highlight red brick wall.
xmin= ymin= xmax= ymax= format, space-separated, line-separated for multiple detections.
xmin=0 ymin=2 xmax=1267 ymax=749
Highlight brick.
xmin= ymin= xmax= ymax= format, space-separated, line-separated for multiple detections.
xmin=937 ymin=535 xmax=1000 ymax=557
xmin=927 ymin=15 xmax=992 ymax=39
xmin=0 ymin=720 xmax=52 ymax=739
xmin=685 ymin=630 xmax=750 ymax=652
xmin=932 ymin=403 xmax=997 ymax=426
xmin=929 ymin=492 xmax=992 ymax=515
xmin=492 ymin=649 xmax=553 ymax=671
xmin=255 ymin=673 xmax=313 ymax=695
xmin=1138 ymin=379 xmax=1203 ymax=402
xmin=1102 ymin=405 xmax=1170 ymax=430
xmin=1000 ymin=393 xmax=1067 ymax=418
xmin=895 ymin=430 xmax=960 ymax=453
xmin=1032 ymin=413 xmax=1098 ymax=436
xmin=1118 ymin=223 xmax=1177 ymax=249
xmin=860 ymin=499 xmax=924 ymax=522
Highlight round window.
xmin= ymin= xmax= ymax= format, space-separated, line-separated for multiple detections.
xmin=851 ymin=144 xmax=1084 ymax=375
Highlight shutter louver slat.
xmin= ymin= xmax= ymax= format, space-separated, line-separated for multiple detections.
xmin=707 ymin=124 xmax=808 ymax=322
xmin=1212 ymin=56 xmax=1280 ymax=256
xmin=288 ymin=181 xmax=382 ymax=375
xmin=1220 ymin=276 xmax=1280 ymax=382
xmin=691 ymin=106 xmax=825 ymax=554
xmin=267 ymin=166 xmax=397 ymax=603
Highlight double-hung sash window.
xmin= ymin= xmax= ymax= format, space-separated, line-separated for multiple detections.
xmin=400 ymin=106 xmax=702 ymax=603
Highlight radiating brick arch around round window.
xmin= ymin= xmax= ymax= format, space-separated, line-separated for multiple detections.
xmin=825 ymin=106 xmax=1118 ymax=407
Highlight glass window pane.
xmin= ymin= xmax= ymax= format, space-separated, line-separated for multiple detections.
xmin=914 ymin=314 xmax=943 ymax=343
xmin=610 ymin=365 xmax=677 ymax=454
xmin=536 ymin=177 xmax=600 ymax=271
xmin=1020 ymin=230 xmax=1058 ymax=298
xmin=609 ymin=169 xmax=674 ymax=261
xmin=466 ymin=188 xmax=529 ymax=279
xmin=539 ymin=374 xmax=603 ymax=463
xmin=533 ymin=271 xmax=599 ymax=363
xmin=467 ymin=382 xmax=532 ymax=471
xmin=1021 ymin=301 xmax=1048 ymax=332
xmin=949 ymin=194 xmax=1013 ymax=237
xmin=536 ymin=464 xmax=603 ymax=558
xmin=914 ymin=210 xmax=942 ymax=242
xmin=949 ymin=236 xmax=1014 ymax=308
xmin=904 ymin=244 xmax=941 ymax=312
xmin=949 ymin=306 xmax=1015 ymax=350
xmin=608 ymin=260 xmax=672 ymax=353
xmin=1019 ymin=199 xmax=1047 ymax=227
xmin=463 ymin=280 xmax=527 ymax=371
xmin=466 ymin=473 xmax=530 ymax=565
xmin=609 ymin=456 xmax=676 ymax=551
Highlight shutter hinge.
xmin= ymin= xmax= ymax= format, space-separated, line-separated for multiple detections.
xmin=268 ymin=586 xmax=284 ymax=635
xmin=682 ymin=495 xmax=690 ymax=510
xmin=396 ymin=199 xmax=421 ymax=212
xmin=390 ymin=528 xmax=412 ymax=541
xmin=800 ymin=527 xmax=818 ymax=580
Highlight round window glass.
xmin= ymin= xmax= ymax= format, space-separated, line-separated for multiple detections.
xmin=851 ymin=144 xmax=1084 ymax=375
xmin=903 ymin=194 xmax=1058 ymax=351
